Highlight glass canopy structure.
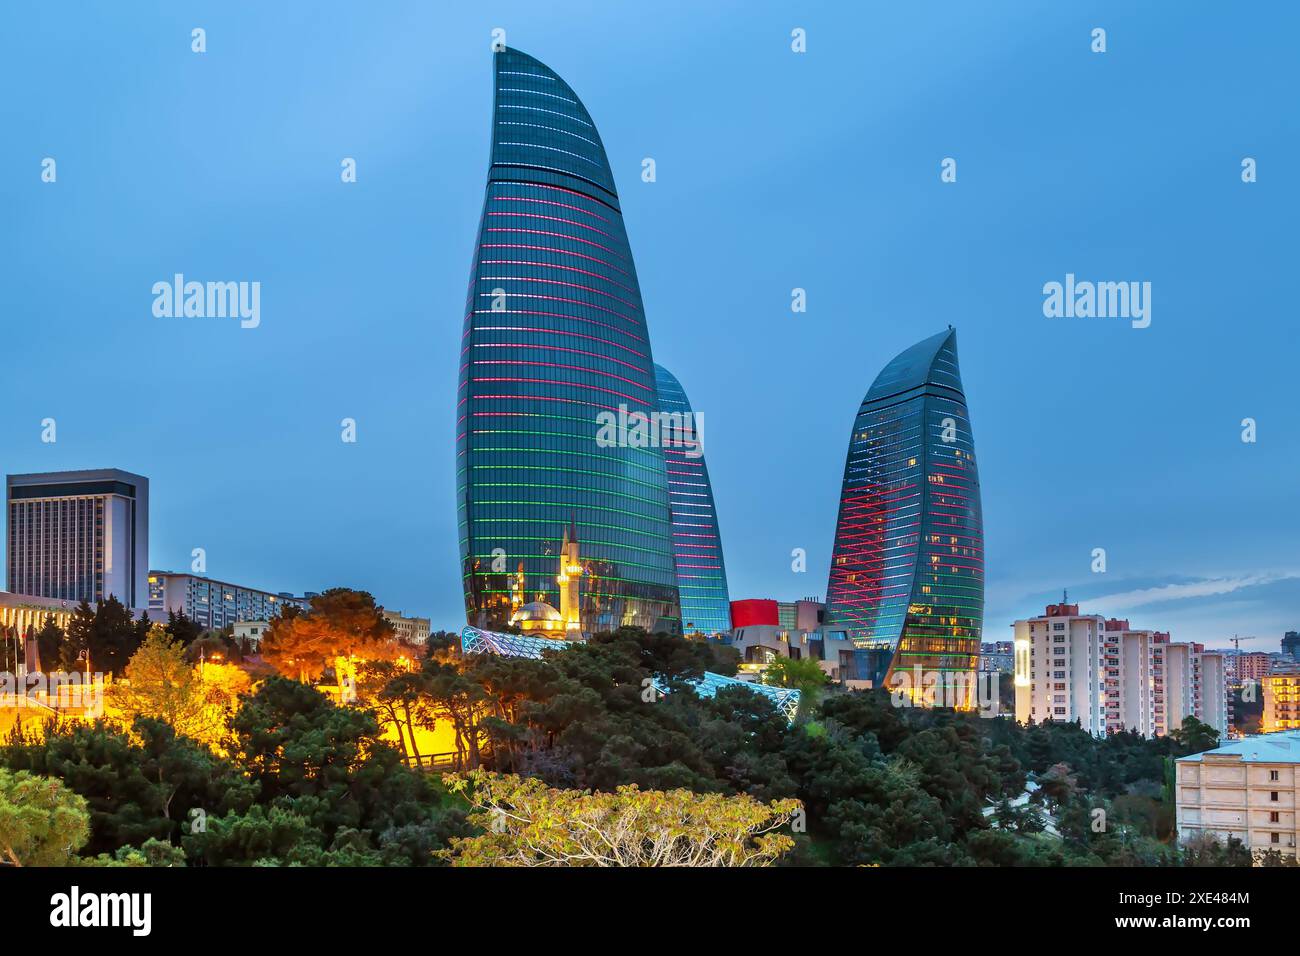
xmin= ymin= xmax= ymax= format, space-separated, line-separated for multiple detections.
xmin=823 ymin=328 xmax=984 ymax=689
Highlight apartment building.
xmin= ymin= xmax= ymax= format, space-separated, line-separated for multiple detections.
xmin=1262 ymin=671 xmax=1300 ymax=733
xmin=1176 ymin=730 xmax=1300 ymax=861
xmin=148 ymin=571 xmax=309 ymax=630
xmin=1014 ymin=601 xmax=1227 ymax=737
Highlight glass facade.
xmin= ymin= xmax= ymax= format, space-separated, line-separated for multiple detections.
xmin=824 ymin=328 xmax=983 ymax=687
xmin=457 ymin=48 xmax=681 ymax=634
xmin=653 ymin=363 xmax=731 ymax=637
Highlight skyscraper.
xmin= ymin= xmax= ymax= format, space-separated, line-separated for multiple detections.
xmin=654 ymin=363 xmax=731 ymax=637
xmin=823 ymin=328 xmax=983 ymax=688
xmin=6 ymin=469 xmax=149 ymax=609
xmin=456 ymin=47 xmax=681 ymax=634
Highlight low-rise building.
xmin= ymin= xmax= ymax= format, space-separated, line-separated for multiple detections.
xmin=383 ymin=609 xmax=430 ymax=646
xmin=232 ymin=620 xmax=271 ymax=649
xmin=728 ymin=598 xmax=864 ymax=686
xmin=0 ymin=591 xmax=78 ymax=633
xmin=1176 ymin=730 xmax=1300 ymax=861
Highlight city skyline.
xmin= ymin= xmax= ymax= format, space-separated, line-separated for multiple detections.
xmin=3 ymin=3 xmax=1297 ymax=649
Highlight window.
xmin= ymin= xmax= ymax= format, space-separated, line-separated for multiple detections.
xmin=1272 ymin=833 xmax=1281 ymax=844
xmin=1271 ymin=791 xmax=1279 ymax=802
xmin=1271 ymin=770 xmax=1280 ymax=781
xmin=1270 ymin=811 xmax=1280 ymax=823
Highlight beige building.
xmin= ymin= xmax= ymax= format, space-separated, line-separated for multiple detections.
xmin=1176 ymin=730 xmax=1300 ymax=861
xmin=382 ymin=609 xmax=431 ymax=646
xmin=0 ymin=591 xmax=77 ymax=634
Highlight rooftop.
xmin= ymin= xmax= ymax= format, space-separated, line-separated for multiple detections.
xmin=1178 ymin=729 xmax=1300 ymax=764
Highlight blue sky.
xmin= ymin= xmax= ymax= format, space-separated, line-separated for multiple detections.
xmin=2 ymin=1 xmax=1296 ymax=649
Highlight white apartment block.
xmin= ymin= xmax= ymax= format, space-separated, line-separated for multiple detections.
xmin=148 ymin=571 xmax=309 ymax=630
xmin=1176 ymin=731 xmax=1300 ymax=861
xmin=1014 ymin=601 xmax=1227 ymax=738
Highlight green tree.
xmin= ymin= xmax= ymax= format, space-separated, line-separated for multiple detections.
xmin=1170 ymin=715 xmax=1219 ymax=756
xmin=33 ymin=614 xmax=64 ymax=674
xmin=86 ymin=595 xmax=142 ymax=677
xmin=0 ymin=768 xmax=91 ymax=865
xmin=165 ymin=609 xmax=204 ymax=646
xmin=763 ymin=656 xmax=829 ymax=716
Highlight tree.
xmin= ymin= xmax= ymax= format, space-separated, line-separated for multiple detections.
xmin=63 ymin=600 xmax=94 ymax=672
xmin=1170 ymin=715 xmax=1219 ymax=756
xmin=227 ymin=677 xmax=433 ymax=840
xmin=259 ymin=588 xmax=397 ymax=683
xmin=111 ymin=626 xmax=248 ymax=747
xmin=87 ymin=595 xmax=142 ymax=677
xmin=763 ymin=656 xmax=829 ymax=715
xmin=0 ymin=718 xmax=257 ymax=857
xmin=442 ymin=771 xmax=801 ymax=866
xmin=33 ymin=614 xmax=64 ymax=674
xmin=0 ymin=768 xmax=91 ymax=866
xmin=165 ymin=609 xmax=203 ymax=646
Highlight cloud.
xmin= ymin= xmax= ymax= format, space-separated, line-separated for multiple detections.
xmin=1089 ymin=571 xmax=1300 ymax=613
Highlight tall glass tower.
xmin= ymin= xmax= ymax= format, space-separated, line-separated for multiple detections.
xmin=457 ymin=47 xmax=681 ymax=634
xmin=653 ymin=364 xmax=731 ymax=637
xmin=824 ymin=328 xmax=983 ymax=687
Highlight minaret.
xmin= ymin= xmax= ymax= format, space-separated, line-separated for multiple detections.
xmin=510 ymin=561 xmax=526 ymax=615
xmin=556 ymin=518 xmax=584 ymax=633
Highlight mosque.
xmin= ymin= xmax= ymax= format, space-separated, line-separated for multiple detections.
xmin=506 ymin=520 xmax=584 ymax=639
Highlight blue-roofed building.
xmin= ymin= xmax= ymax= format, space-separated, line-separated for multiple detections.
xmin=1176 ymin=730 xmax=1300 ymax=861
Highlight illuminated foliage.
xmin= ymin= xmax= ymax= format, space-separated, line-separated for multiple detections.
xmin=260 ymin=588 xmax=397 ymax=683
xmin=442 ymin=771 xmax=800 ymax=867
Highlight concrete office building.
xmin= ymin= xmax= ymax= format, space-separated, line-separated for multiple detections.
xmin=6 ymin=469 xmax=149 ymax=609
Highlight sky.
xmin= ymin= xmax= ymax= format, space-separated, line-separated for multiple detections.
xmin=2 ymin=1 xmax=1297 ymax=650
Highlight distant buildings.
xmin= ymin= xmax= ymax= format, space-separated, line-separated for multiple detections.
xmin=727 ymin=598 xmax=863 ymax=685
xmin=382 ymin=609 xmax=431 ymax=646
xmin=1231 ymin=651 xmax=1273 ymax=686
xmin=1012 ymin=600 xmax=1228 ymax=737
xmin=823 ymin=329 xmax=984 ymax=691
xmin=6 ymin=469 xmax=149 ymax=609
xmin=1284 ymin=632 xmax=1300 ymax=660
xmin=980 ymin=641 xmax=1014 ymax=674
xmin=148 ymin=571 xmax=309 ymax=630
xmin=1176 ymin=730 xmax=1300 ymax=861
xmin=1261 ymin=671 xmax=1300 ymax=733
xmin=456 ymin=46 xmax=680 ymax=634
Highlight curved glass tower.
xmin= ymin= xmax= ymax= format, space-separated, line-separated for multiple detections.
xmin=824 ymin=328 xmax=983 ymax=687
xmin=457 ymin=47 xmax=681 ymax=634
xmin=653 ymin=363 xmax=731 ymax=637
